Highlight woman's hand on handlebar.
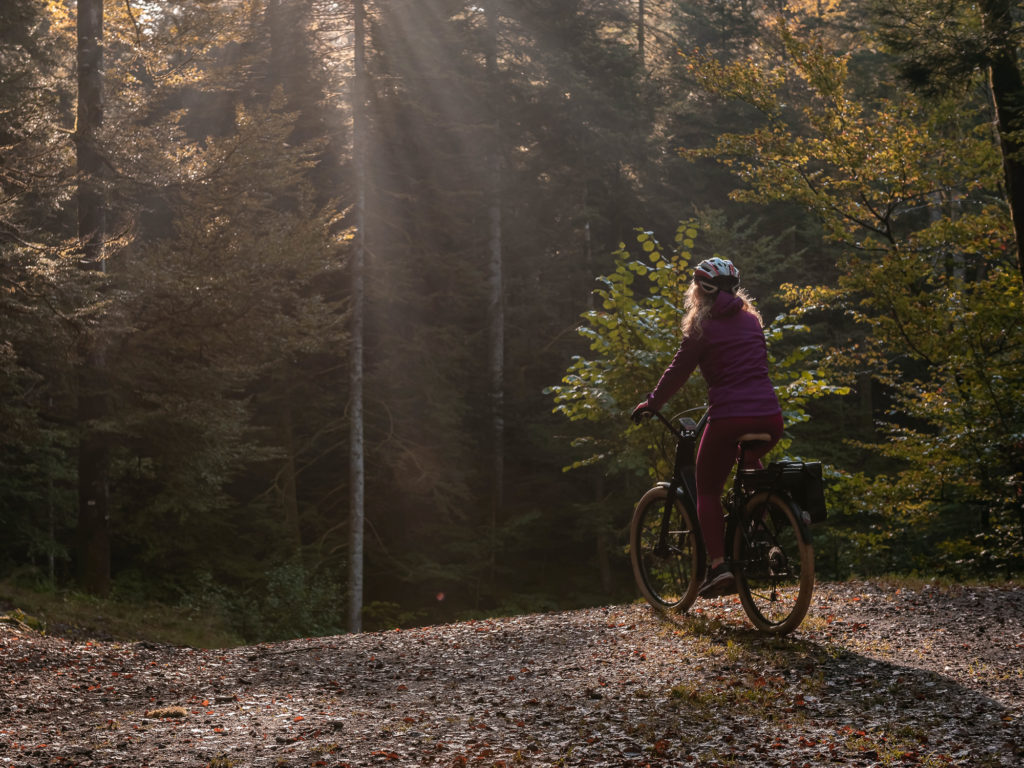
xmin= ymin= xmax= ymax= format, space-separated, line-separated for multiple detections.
xmin=631 ymin=400 xmax=656 ymax=424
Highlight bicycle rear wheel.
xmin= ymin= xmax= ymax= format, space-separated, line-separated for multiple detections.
xmin=630 ymin=486 xmax=704 ymax=613
xmin=732 ymin=492 xmax=814 ymax=634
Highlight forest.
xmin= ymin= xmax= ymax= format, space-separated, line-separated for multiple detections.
xmin=1 ymin=0 xmax=1022 ymax=643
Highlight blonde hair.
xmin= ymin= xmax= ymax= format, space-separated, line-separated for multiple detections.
xmin=680 ymin=282 xmax=762 ymax=340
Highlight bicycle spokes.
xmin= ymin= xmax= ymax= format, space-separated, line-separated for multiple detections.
xmin=630 ymin=488 xmax=704 ymax=612
xmin=733 ymin=494 xmax=814 ymax=634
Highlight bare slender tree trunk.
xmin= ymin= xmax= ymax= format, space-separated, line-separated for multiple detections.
xmin=347 ymin=0 xmax=368 ymax=634
xmin=486 ymin=1 xmax=504 ymax=571
xmin=75 ymin=0 xmax=110 ymax=596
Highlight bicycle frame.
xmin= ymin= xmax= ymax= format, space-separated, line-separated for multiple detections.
xmin=650 ymin=408 xmax=813 ymax=541
xmin=651 ymin=409 xmax=707 ymax=554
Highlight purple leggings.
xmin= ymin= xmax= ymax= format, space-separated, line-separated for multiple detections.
xmin=696 ymin=413 xmax=784 ymax=561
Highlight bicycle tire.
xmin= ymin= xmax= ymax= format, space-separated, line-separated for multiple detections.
xmin=629 ymin=486 xmax=704 ymax=614
xmin=732 ymin=491 xmax=814 ymax=634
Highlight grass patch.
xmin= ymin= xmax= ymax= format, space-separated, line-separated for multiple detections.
xmin=838 ymin=725 xmax=979 ymax=767
xmin=145 ymin=706 xmax=188 ymax=719
xmin=0 ymin=579 xmax=243 ymax=648
xmin=851 ymin=573 xmax=1021 ymax=591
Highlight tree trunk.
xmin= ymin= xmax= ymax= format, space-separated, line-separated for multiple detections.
xmin=75 ymin=0 xmax=110 ymax=596
xmin=77 ymin=345 xmax=110 ymax=596
xmin=486 ymin=0 xmax=504 ymax=573
xmin=594 ymin=475 xmax=612 ymax=594
xmin=347 ymin=0 xmax=368 ymax=634
xmin=980 ymin=0 xmax=1024 ymax=287
xmin=280 ymin=394 xmax=303 ymax=552
xmin=76 ymin=0 xmax=106 ymax=270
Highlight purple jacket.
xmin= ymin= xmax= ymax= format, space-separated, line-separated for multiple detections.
xmin=646 ymin=291 xmax=780 ymax=419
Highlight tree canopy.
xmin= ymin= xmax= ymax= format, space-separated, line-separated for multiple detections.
xmin=0 ymin=0 xmax=1021 ymax=639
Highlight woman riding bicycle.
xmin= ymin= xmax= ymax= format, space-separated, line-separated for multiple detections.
xmin=631 ymin=257 xmax=782 ymax=599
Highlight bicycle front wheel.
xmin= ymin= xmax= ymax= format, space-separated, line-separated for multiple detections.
xmin=732 ymin=492 xmax=814 ymax=634
xmin=629 ymin=486 xmax=704 ymax=614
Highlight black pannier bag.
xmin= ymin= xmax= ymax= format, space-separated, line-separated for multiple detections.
xmin=739 ymin=461 xmax=828 ymax=524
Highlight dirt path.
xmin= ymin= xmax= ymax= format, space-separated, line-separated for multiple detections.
xmin=2 ymin=581 xmax=1022 ymax=767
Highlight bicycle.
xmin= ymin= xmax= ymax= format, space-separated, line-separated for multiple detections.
xmin=629 ymin=407 xmax=818 ymax=634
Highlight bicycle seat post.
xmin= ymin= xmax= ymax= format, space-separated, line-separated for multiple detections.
xmin=737 ymin=433 xmax=772 ymax=466
xmin=734 ymin=432 xmax=772 ymax=495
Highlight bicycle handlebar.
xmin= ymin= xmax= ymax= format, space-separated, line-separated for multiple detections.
xmin=639 ymin=406 xmax=707 ymax=439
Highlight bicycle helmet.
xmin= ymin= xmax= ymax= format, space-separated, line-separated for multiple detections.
xmin=694 ymin=257 xmax=739 ymax=293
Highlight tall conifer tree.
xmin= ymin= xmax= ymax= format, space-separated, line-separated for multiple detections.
xmin=75 ymin=0 xmax=110 ymax=595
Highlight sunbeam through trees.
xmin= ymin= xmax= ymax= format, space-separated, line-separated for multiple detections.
xmin=0 ymin=0 xmax=1021 ymax=640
